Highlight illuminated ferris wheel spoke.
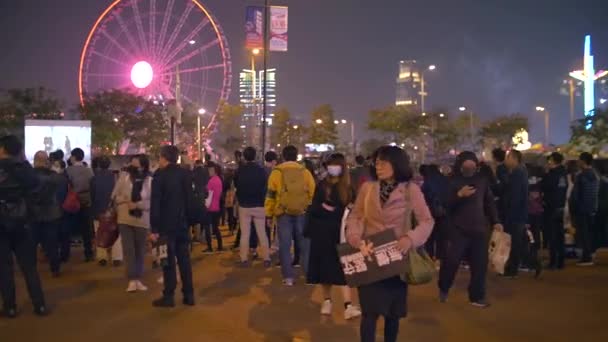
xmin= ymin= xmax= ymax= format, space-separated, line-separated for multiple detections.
xmin=159 ymin=2 xmax=195 ymax=62
xmin=161 ymin=18 xmax=210 ymax=66
xmin=160 ymin=63 xmax=224 ymax=77
xmin=86 ymin=73 xmax=126 ymax=78
xmin=100 ymin=29 xmax=138 ymax=62
xmin=130 ymin=0 xmax=149 ymax=55
xmin=156 ymin=0 xmax=175 ymax=57
xmin=149 ymin=0 xmax=156 ymax=55
xmin=90 ymin=50 xmax=131 ymax=67
xmin=162 ymin=38 xmax=219 ymax=72
xmin=114 ymin=12 xmax=145 ymax=58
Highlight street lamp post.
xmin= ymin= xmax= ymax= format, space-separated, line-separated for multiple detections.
xmin=419 ymin=65 xmax=436 ymax=113
xmin=536 ymin=106 xmax=550 ymax=146
xmin=197 ymin=108 xmax=206 ymax=160
xmin=460 ymin=106 xmax=475 ymax=150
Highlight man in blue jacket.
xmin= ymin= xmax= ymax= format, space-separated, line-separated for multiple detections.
xmin=503 ymin=149 xmax=529 ymax=277
xmin=571 ymin=152 xmax=599 ymax=266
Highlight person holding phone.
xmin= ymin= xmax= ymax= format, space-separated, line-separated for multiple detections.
xmin=438 ymin=151 xmax=503 ymax=308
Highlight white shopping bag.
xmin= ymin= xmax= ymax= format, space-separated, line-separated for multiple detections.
xmin=339 ymin=207 xmax=351 ymax=243
xmin=489 ymin=230 xmax=511 ymax=275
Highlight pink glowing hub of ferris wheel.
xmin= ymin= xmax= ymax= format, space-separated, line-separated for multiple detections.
xmin=130 ymin=61 xmax=153 ymax=89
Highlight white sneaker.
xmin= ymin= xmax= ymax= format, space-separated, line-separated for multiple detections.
xmin=135 ymin=281 xmax=148 ymax=291
xmin=157 ymin=276 xmax=164 ymax=284
xmin=126 ymin=281 xmax=137 ymax=293
xmin=344 ymin=304 xmax=362 ymax=320
xmin=321 ymin=299 xmax=332 ymax=316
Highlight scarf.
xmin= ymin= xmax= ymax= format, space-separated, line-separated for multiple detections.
xmin=379 ymin=180 xmax=398 ymax=206
xmin=129 ymin=171 xmax=147 ymax=218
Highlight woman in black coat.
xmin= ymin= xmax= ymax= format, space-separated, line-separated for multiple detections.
xmin=307 ymin=153 xmax=361 ymax=321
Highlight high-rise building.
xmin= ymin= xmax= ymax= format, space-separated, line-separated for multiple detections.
xmin=239 ymin=68 xmax=277 ymax=146
xmin=396 ymin=60 xmax=421 ymax=107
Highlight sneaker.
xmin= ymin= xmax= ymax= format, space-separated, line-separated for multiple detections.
xmin=321 ymin=300 xmax=332 ymax=316
xmin=263 ymin=260 xmax=272 ymax=268
xmin=34 ymin=305 xmax=49 ymax=317
xmin=519 ymin=267 xmax=531 ymax=273
xmin=182 ymin=297 xmax=195 ymax=306
xmin=152 ymin=297 xmax=175 ymax=308
xmin=293 ymin=263 xmax=301 ymax=268
xmin=252 ymin=251 xmax=259 ymax=260
xmin=344 ymin=304 xmax=362 ymax=320
xmin=98 ymin=259 xmax=108 ymax=267
xmin=282 ymin=279 xmax=294 ymax=287
xmin=470 ymin=300 xmax=491 ymax=308
xmin=157 ymin=276 xmax=164 ymax=284
xmin=126 ymin=281 xmax=137 ymax=293
xmin=439 ymin=291 xmax=448 ymax=303
xmin=275 ymin=262 xmax=281 ymax=268
xmin=238 ymin=260 xmax=251 ymax=268
xmin=3 ymin=307 xmax=17 ymax=319
xmin=576 ymin=261 xmax=594 ymax=267
xmin=135 ymin=281 xmax=148 ymax=292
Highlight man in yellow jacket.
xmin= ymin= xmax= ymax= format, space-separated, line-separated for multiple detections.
xmin=265 ymin=145 xmax=315 ymax=286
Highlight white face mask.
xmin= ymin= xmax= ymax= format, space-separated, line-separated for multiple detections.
xmin=327 ymin=165 xmax=343 ymax=177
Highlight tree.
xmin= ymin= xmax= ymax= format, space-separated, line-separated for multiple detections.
xmin=568 ymin=109 xmax=608 ymax=154
xmin=81 ymin=89 xmax=168 ymax=154
xmin=0 ymin=87 xmax=64 ymax=138
xmin=271 ymin=107 xmax=291 ymax=149
xmin=368 ymin=106 xmax=425 ymax=143
xmin=213 ymin=103 xmax=245 ymax=156
xmin=308 ymin=104 xmax=338 ymax=145
xmin=360 ymin=137 xmax=391 ymax=157
xmin=479 ymin=114 xmax=529 ymax=149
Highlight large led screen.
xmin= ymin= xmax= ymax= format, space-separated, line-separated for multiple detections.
xmin=25 ymin=120 xmax=92 ymax=164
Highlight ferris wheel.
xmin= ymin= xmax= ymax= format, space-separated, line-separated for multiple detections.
xmin=79 ymin=0 xmax=232 ymax=126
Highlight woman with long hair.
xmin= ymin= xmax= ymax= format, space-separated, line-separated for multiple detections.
xmin=347 ymin=146 xmax=433 ymax=342
xmin=113 ymin=154 xmax=152 ymax=292
xmin=307 ymin=153 xmax=361 ymax=320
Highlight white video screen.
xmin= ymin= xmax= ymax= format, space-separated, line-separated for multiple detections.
xmin=25 ymin=120 xmax=92 ymax=164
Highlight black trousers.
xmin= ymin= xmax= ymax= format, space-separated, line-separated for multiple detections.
xmin=204 ymin=211 xmax=223 ymax=250
xmin=226 ymin=207 xmax=237 ymax=233
xmin=360 ymin=313 xmax=399 ymax=342
xmin=547 ymin=209 xmax=565 ymax=268
xmin=59 ymin=215 xmax=71 ymax=262
xmin=438 ymin=229 xmax=488 ymax=302
xmin=576 ymin=214 xmax=595 ymax=262
xmin=425 ymin=217 xmax=446 ymax=260
xmin=66 ymin=207 xmax=94 ymax=259
xmin=32 ymin=220 xmax=61 ymax=273
xmin=162 ymin=231 xmax=194 ymax=299
xmin=505 ymin=223 xmax=526 ymax=275
xmin=0 ymin=226 xmax=46 ymax=310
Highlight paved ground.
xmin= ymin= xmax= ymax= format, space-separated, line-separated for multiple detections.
xmin=1 ymin=234 xmax=608 ymax=342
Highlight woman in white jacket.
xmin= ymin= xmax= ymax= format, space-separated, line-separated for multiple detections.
xmin=113 ymin=155 xmax=152 ymax=292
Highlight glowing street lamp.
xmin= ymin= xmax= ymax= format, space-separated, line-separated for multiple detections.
xmin=428 ymin=65 xmax=436 ymax=71
xmin=439 ymin=113 xmax=445 ymax=118
xmin=600 ymin=98 xmax=607 ymax=104
xmin=196 ymin=108 xmax=207 ymax=159
xmin=334 ymin=120 xmax=339 ymax=125
xmin=341 ymin=119 xmax=347 ymax=124
xmin=315 ymin=119 xmax=323 ymax=124
xmin=419 ymin=65 xmax=437 ymax=112
xmin=459 ymin=106 xmax=466 ymax=112
xmin=536 ymin=106 xmax=550 ymax=146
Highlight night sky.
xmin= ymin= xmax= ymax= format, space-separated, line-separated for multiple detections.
xmin=1 ymin=0 xmax=608 ymax=144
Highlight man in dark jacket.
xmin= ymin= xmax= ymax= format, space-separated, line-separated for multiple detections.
xmin=234 ymin=147 xmax=271 ymax=267
xmin=439 ymin=151 xmax=502 ymax=308
xmin=492 ymin=148 xmax=509 ymax=222
xmin=90 ymin=156 xmax=121 ymax=267
xmin=0 ymin=136 xmax=47 ymax=318
xmin=350 ymin=155 xmax=370 ymax=197
xmin=541 ymin=152 xmax=568 ymax=269
xmin=503 ymin=149 xmax=529 ymax=277
xmin=420 ymin=164 xmax=449 ymax=260
xmin=571 ymin=152 xmax=599 ymax=266
xmin=150 ymin=145 xmax=195 ymax=307
xmin=31 ymin=151 xmax=64 ymax=277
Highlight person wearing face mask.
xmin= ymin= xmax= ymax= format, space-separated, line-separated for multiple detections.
xmin=306 ymin=153 xmax=362 ymax=320
xmin=438 ymin=151 xmax=503 ymax=308
xmin=113 ymin=154 xmax=152 ymax=293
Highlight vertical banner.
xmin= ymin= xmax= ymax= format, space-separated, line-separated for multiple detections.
xmin=245 ymin=6 xmax=264 ymax=50
xmin=269 ymin=6 xmax=288 ymax=52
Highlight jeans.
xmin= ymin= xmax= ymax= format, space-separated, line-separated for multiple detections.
xmin=119 ymin=225 xmax=148 ymax=280
xmin=204 ymin=211 xmax=223 ymax=250
xmin=162 ymin=230 xmax=194 ymax=299
xmin=505 ymin=223 xmax=526 ymax=275
xmin=0 ymin=226 xmax=46 ymax=310
xmin=438 ymin=229 xmax=489 ymax=302
xmin=576 ymin=214 xmax=595 ymax=262
xmin=32 ymin=220 xmax=61 ymax=273
xmin=238 ymin=207 xmax=270 ymax=261
xmin=277 ymin=214 xmax=308 ymax=280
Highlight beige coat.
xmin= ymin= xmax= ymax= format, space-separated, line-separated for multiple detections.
xmin=346 ymin=181 xmax=434 ymax=247
xmin=112 ymin=172 xmax=152 ymax=229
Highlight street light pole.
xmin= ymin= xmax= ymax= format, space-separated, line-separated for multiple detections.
xmin=536 ymin=106 xmax=550 ymax=146
xmin=261 ymin=0 xmax=269 ymax=157
xmin=419 ymin=65 xmax=436 ymax=113
xmin=197 ymin=108 xmax=206 ymax=160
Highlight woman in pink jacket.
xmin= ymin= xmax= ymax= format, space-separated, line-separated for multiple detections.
xmin=203 ymin=162 xmax=224 ymax=253
xmin=347 ymin=146 xmax=433 ymax=342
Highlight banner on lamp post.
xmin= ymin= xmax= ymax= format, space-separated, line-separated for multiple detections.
xmin=269 ymin=6 xmax=288 ymax=52
xmin=245 ymin=6 xmax=264 ymax=50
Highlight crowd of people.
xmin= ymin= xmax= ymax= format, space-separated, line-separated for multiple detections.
xmin=1 ymin=132 xmax=607 ymax=342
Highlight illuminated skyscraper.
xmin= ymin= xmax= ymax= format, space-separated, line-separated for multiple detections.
xmin=239 ymin=68 xmax=277 ymax=145
xmin=396 ymin=60 xmax=421 ymax=106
